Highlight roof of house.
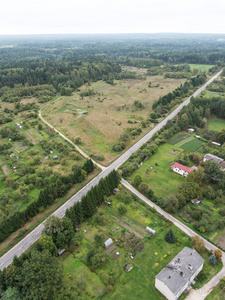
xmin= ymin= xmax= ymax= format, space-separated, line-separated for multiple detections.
xmin=171 ymin=162 xmax=194 ymax=173
xmin=156 ymin=247 xmax=204 ymax=296
xmin=204 ymin=153 xmax=224 ymax=163
xmin=220 ymin=161 xmax=225 ymax=168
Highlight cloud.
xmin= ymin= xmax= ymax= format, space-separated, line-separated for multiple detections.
xmin=0 ymin=0 xmax=225 ymax=35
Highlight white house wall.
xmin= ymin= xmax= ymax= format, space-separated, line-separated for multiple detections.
xmin=155 ymin=278 xmax=176 ymax=300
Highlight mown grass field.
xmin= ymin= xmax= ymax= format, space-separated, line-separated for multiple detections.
xmin=208 ymin=119 xmax=225 ymax=131
xmin=61 ymin=188 xmax=222 ymax=299
xmin=189 ymin=64 xmax=215 ymax=72
xmin=44 ymin=72 xmax=186 ymax=165
xmin=129 ymin=143 xmax=186 ymax=197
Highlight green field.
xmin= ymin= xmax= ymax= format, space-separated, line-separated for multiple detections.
xmin=130 ymin=143 xmax=186 ymax=197
xmin=208 ymin=119 xmax=225 ymax=131
xmin=189 ymin=64 xmax=214 ymax=72
xmin=180 ymin=139 xmax=203 ymax=152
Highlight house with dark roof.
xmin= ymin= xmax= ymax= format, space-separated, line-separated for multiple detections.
xmin=170 ymin=162 xmax=194 ymax=177
xmin=155 ymin=247 xmax=204 ymax=300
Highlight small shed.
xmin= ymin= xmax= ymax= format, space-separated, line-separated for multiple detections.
xmin=195 ymin=135 xmax=201 ymax=139
xmin=113 ymin=188 xmax=119 ymax=194
xmin=191 ymin=199 xmax=201 ymax=206
xmin=124 ymin=263 xmax=133 ymax=272
xmin=50 ymin=150 xmax=53 ymax=154
xmin=58 ymin=248 xmax=65 ymax=256
xmin=146 ymin=226 xmax=156 ymax=235
xmin=187 ymin=128 xmax=195 ymax=133
xmin=45 ymin=156 xmax=49 ymax=160
xmin=104 ymin=238 xmax=113 ymax=248
xmin=53 ymin=155 xmax=58 ymax=160
xmin=10 ymin=153 xmax=15 ymax=158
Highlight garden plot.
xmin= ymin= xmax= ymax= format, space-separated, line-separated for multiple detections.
xmin=24 ymin=131 xmax=38 ymax=145
xmin=2 ymin=165 xmax=10 ymax=175
xmin=167 ymin=133 xmax=190 ymax=145
xmin=28 ymin=129 xmax=44 ymax=141
xmin=180 ymin=138 xmax=203 ymax=152
xmin=13 ymin=141 xmax=28 ymax=153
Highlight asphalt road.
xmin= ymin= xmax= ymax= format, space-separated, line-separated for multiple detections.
xmin=0 ymin=69 xmax=222 ymax=270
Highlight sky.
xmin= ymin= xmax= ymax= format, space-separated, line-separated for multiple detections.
xmin=1 ymin=0 xmax=225 ymax=35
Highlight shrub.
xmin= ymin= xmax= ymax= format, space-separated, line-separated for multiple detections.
xmin=117 ymin=204 xmax=127 ymax=215
xmin=164 ymin=229 xmax=176 ymax=244
xmin=209 ymin=254 xmax=217 ymax=265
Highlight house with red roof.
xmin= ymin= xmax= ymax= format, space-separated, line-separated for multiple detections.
xmin=170 ymin=162 xmax=194 ymax=177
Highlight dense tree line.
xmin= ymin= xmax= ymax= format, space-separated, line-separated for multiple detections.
xmin=152 ymin=73 xmax=207 ymax=113
xmin=0 ymin=159 xmax=94 ymax=242
xmin=65 ymin=170 xmax=120 ymax=228
xmin=0 ymin=170 xmax=120 ymax=299
xmin=0 ymin=57 xmax=121 ymax=103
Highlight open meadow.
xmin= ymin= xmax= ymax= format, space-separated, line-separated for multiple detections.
xmin=43 ymin=73 xmax=186 ymax=165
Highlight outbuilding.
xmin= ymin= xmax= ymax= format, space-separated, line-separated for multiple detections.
xmin=53 ymin=155 xmax=58 ymax=160
xmin=104 ymin=238 xmax=113 ymax=249
xmin=187 ymin=128 xmax=195 ymax=133
xmin=145 ymin=226 xmax=156 ymax=235
xmin=58 ymin=248 xmax=66 ymax=256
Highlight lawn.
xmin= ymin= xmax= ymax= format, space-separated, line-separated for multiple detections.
xmin=43 ymin=73 xmax=186 ymax=165
xmin=129 ymin=143 xmax=186 ymax=198
xmin=180 ymin=139 xmax=203 ymax=152
xmin=208 ymin=119 xmax=225 ymax=132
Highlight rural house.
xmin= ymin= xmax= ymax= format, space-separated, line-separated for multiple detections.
xmin=170 ymin=162 xmax=194 ymax=177
xmin=155 ymin=247 xmax=204 ymax=300
xmin=202 ymin=153 xmax=223 ymax=164
xmin=187 ymin=128 xmax=195 ymax=133
xmin=220 ymin=161 xmax=225 ymax=171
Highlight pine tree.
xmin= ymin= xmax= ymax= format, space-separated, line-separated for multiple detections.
xmin=164 ymin=228 xmax=176 ymax=244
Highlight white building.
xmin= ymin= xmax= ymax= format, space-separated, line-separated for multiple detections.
xmin=145 ymin=226 xmax=156 ymax=235
xmin=170 ymin=162 xmax=194 ymax=177
xmin=104 ymin=238 xmax=113 ymax=248
xmin=155 ymin=247 xmax=204 ymax=300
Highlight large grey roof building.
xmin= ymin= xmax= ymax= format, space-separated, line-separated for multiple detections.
xmin=203 ymin=153 xmax=224 ymax=164
xmin=155 ymin=247 xmax=204 ymax=300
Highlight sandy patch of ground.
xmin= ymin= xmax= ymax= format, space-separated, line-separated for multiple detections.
xmin=2 ymin=165 xmax=10 ymax=175
xmin=112 ymin=216 xmax=145 ymax=239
